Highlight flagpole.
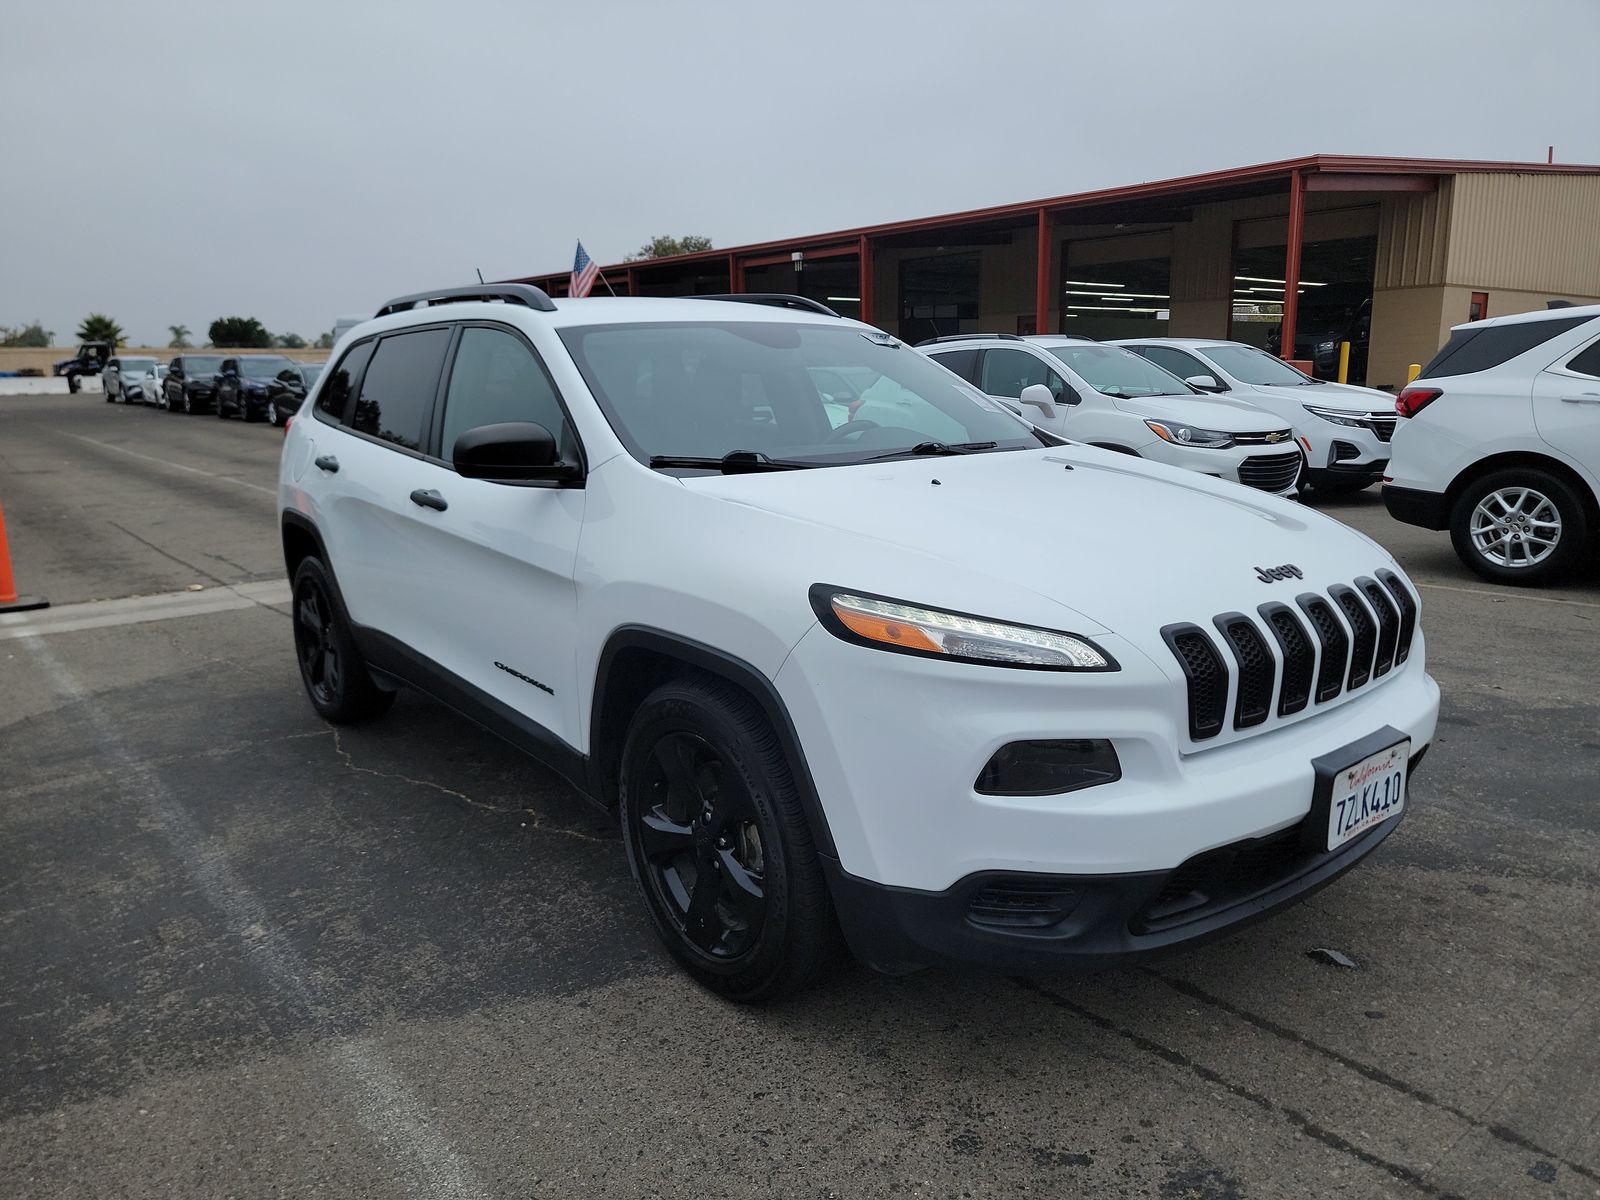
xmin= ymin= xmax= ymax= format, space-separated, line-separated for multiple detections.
xmin=600 ymin=271 xmax=618 ymax=296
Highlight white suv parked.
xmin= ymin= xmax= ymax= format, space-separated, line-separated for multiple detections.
xmin=281 ymin=286 xmax=1439 ymax=1001
xmin=921 ymin=335 xmax=1303 ymax=495
xmin=1112 ymin=338 xmax=1397 ymax=494
xmin=1384 ymin=304 xmax=1600 ymax=586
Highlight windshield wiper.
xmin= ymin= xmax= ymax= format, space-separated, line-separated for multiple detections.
xmin=648 ymin=450 xmax=807 ymax=474
xmin=864 ymin=440 xmax=999 ymax=462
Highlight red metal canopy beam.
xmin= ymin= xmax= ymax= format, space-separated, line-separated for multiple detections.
xmin=1280 ymin=170 xmax=1305 ymax=361
xmin=1034 ymin=208 xmax=1053 ymax=335
xmin=1305 ymin=173 xmax=1435 ymax=193
xmin=859 ymin=235 xmax=874 ymax=327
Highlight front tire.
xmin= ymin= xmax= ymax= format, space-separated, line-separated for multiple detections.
xmin=1449 ymin=467 xmax=1589 ymax=586
xmin=619 ymin=676 xmax=839 ymax=1002
xmin=291 ymin=557 xmax=395 ymax=723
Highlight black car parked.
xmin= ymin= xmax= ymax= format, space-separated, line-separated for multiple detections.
xmin=266 ymin=362 xmax=322 ymax=427
xmin=162 ymin=355 xmax=226 ymax=414
xmin=215 ymin=355 xmax=297 ymax=422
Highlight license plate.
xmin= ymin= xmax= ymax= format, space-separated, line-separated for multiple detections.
xmin=1325 ymin=738 xmax=1408 ymax=851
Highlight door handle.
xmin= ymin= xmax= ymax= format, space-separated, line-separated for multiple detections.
xmin=314 ymin=455 xmax=339 ymax=472
xmin=1559 ymin=394 xmax=1600 ymax=404
xmin=409 ymin=488 xmax=448 ymax=512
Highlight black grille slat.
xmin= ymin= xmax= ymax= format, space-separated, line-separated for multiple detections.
xmin=1162 ymin=624 xmax=1228 ymax=741
xmin=1330 ymin=585 xmax=1377 ymax=691
xmin=1258 ymin=603 xmax=1314 ymax=716
xmin=1296 ymin=593 xmax=1348 ymax=704
xmin=1213 ymin=613 xmax=1273 ymax=729
xmin=1237 ymin=451 xmax=1302 ymax=493
xmin=1378 ymin=569 xmax=1418 ymax=664
xmin=1366 ymin=414 xmax=1397 ymax=443
xmin=1359 ymin=576 xmax=1400 ymax=678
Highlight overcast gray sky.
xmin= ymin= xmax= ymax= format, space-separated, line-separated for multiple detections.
xmin=3 ymin=0 xmax=1596 ymax=347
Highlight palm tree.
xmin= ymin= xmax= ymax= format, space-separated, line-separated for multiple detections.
xmin=76 ymin=314 xmax=125 ymax=346
xmin=168 ymin=324 xmax=192 ymax=349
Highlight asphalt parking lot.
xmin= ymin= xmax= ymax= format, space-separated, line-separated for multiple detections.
xmin=2 ymin=391 xmax=1598 ymax=1200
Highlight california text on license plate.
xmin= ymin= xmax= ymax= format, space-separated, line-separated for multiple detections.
xmin=1327 ymin=739 xmax=1408 ymax=851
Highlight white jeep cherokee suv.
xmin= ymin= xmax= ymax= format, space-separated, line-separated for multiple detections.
xmin=1384 ymin=304 xmax=1600 ymax=586
xmin=281 ymin=285 xmax=1439 ymax=1001
xmin=1112 ymin=338 xmax=1397 ymax=494
xmin=920 ymin=335 xmax=1303 ymax=495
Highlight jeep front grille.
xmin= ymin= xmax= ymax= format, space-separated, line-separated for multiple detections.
xmin=1165 ymin=574 xmax=1418 ymax=741
xmin=1237 ymin=451 xmax=1302 ymax=493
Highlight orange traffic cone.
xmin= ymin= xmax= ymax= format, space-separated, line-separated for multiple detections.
xmin=0 ymin=502 xmax=48 ymax=613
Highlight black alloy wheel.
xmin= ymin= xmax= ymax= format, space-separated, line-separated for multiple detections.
xmin=619 ymin=676 xmax=839 ymax=1002
xmin=290 ymin=557 xmax=395 ymax=723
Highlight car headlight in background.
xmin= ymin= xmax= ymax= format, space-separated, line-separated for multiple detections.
xmin=1302 ymin=405 xmax=1366 ymax=427
xmin=811 ymin=587 xmax=1116 ymax=671
xmin=1144 ymin=419 xmax=1235 ymax=449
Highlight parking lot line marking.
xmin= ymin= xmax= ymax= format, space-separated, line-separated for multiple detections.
xmin=0 ymin=581 xmax=291 ymax=640
xmin=16 ymin=633 xmax=491 ymax=1200
xmin=55 ymin=432 xmax=277 ymax=496
xmin=1412 ymin=580 xmax=1600 ymax=610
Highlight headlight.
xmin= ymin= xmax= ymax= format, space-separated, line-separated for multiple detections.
xmin=1144 ymin=419 xmax=1234 ymax=449
xmin=1302 ymin=405 xmax=1365 ymax=428
xmin=811 ymin=587 xmax=1116 ymax=671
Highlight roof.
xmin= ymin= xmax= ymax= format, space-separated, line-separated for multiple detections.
xmin=514 ymin=154 xmax=1600 ymax=287
xmin=1450 ymin=302 xmax=1600 ymax=332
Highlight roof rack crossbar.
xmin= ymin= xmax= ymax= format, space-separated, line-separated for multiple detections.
xmin=375 ymin=283 xmax=557 ymax=318
xmin=688 ymin=294 xmax=842 ymax=318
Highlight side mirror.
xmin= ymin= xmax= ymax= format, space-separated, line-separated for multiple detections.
xmin=1185 ymin=374 xmax=1224 ymax=392
xmin=1018 ymin=383 xmax=1058 ymax=420
xmin=453 ymin=421 xmax=579 ymax=483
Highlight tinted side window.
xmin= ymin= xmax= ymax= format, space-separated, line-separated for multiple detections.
xmin=316 ymin=340 xmax=375 ymax=424
xmin=980 ymin=347 xmax=1063 ymax=399
xmin=350 ymin=329 xmax=451 ymax=450
xmin=928 ymin=347 xmax=980 ymax=383
xmin=440 ymin=327 xmax=571 ymax=460
xmin=1420 ymin=316 xmax=1590 ymax=379
xmin=1564 ymin=339 xmax=1600 ymax=378
xmin=1141 ymin=346 xmax=1213 ymax=383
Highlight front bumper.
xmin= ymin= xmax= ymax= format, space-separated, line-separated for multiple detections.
xmin=1298 ymin=421 xmax=1389 ymax=473
xmin=1141 ymin=441 xmax=1300 ymax=495
xmin=1382 ymin=485 xmax=1450 ymax=531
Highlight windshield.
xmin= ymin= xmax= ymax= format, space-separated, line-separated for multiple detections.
xmin=299 ymin=364 xmax=323 ymax=384
xmin=240 ymin=357 xmax=291 ymax=378
xmin=1201 ymin=344 xmax=1318 ymax=386
xmin=558 ymin=322 xmax=1041 ymax=467
xmin=1044 ymin=343 xmax=1198 ymax=398
xmin=185 ymin=356 xmax=223 ymax=373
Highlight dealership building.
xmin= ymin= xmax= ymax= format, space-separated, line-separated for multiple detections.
xmin=516 ymin=154 xmax=1600 ymax=391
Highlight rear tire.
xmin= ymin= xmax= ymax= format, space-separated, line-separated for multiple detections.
xmin=619 ymin=675 xmax=840 ymax=1002
xmin=1449 ymin=467 xmax=1588 ymax=587
xmin=291 ymin=557 xmax=395 ymax=723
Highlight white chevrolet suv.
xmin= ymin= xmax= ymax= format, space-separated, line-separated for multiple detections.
xmin=280 ymin=285 xmax=1439 ymax=1001
xmin=920 ymin=335 xmax=1303 ymax=495
xmin=1384 ymin=304 xmax=1600 ymax=586
xmin=1112 ymin=338 xmax=1398 ymax=494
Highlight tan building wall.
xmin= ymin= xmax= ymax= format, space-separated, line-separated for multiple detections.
xmin=1447 ymin=174 xmax=1600 ymax=295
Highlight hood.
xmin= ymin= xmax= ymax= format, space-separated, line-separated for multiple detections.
xmin=1107 ymin=393 xmax=1285 ymax=431
xmin=688 ymin=447 xmax=1394 ymax=642
xmin=1245 ymin=381 xmax=1395 ymax=412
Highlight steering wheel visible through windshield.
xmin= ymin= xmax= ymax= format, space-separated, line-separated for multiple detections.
xmin=1044 ymin=343 xmax=1200 ymax=398
xmin=558 ymin=321 xmax=1042 ymax=469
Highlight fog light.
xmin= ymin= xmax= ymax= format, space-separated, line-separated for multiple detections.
xmin=975 ymin=739 xmax=1121 ymax=796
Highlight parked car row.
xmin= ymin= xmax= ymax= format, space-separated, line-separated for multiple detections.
xmin=103 ymin=353 xmax=323 ymax=427
xmin=916 ymin=333 xmax=1398 ymax=498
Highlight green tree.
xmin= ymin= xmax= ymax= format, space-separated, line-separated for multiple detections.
xmin=624 ymin=234 xmax=714 ymax=262
xmin=0 ymin=320 xmax=53 ymax=347
xmin=76 ymin=314 xmax=125 ymax=346
xmin=168 ymin=324 xmax=192 ymax=349
xmin=209 ymin=316 xmax=274 ymax=348
xmin=276 ymin=332 xmax=307 ymax=350
xmin=314 ymin=331 xmax=335 ymax=350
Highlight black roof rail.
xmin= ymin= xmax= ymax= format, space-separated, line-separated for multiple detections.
xmin=688 ymin=294 xmax=842 ymax=318
xmin=375 ymin=283 xmax=557 ymax=318
xmin=913 ymin=333 xmax=1026 ymax=346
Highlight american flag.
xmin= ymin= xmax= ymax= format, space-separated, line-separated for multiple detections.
xmin=570 ymin=241 xmax=600 ymax=298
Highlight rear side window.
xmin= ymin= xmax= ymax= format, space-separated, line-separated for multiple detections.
xmin=1564 ymin=339 xmax=1600 ymax=378
xmin=350 ymin=328 xmax=451 ymax=450
xmin=439 ymin=327 xmax=571 ymax=460
xmin=927 ymin=347 xmax=980 ymax=383
xmin=316 ymin=340 xmax=375 ymax=423
xmin=1420 ymin=315 xmax=1590 ymax=379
